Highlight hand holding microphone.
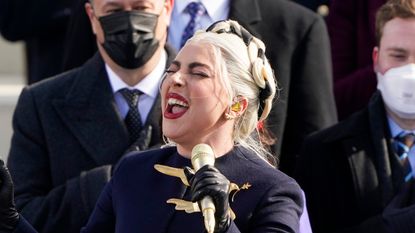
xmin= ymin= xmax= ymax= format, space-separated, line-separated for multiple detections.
xmin=185 ymin=144 xmax=231 ymax=233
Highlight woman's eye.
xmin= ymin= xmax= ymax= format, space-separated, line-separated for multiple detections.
xmin=191 ymin=72 xmax=209 ymax=78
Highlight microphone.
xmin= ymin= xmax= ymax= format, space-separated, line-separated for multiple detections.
xmin=191 ymin=144 xmax=216 ymax=233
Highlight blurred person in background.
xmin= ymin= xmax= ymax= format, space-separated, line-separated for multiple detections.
xmin=5 ymin=0 xmax=175 ymax=232
xmin=296 ymin=0 xmax=415 ymax=232
xmin=0 ymin=0 xmax=72 ymax=84
xmin=327 ymin=0 xmax=386 ymax=120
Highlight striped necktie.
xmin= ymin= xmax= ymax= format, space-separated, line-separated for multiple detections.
xmin=180 ymin=2 xmax=206 ymax=48
xmin=394 ymin=132 xmax=415 ymax=182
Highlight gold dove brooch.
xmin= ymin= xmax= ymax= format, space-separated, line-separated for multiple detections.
xmin=154 ymin=164 xmax=251 ymax=220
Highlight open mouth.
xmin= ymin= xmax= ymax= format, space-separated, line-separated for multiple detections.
xmin=164 ymin=93 xmax=189 ymax=119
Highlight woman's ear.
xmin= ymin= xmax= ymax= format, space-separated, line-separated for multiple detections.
xmin=230 ymin=96 xmax=248 ymax=116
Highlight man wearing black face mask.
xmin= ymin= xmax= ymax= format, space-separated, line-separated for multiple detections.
xmin=99 ymin=10 xmax=161 ymax=69
xmin=5 ymin=0 xmax=175 ymax=233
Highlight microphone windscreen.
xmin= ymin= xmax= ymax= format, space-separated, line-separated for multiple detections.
xmin=191 ymin=144 xmax=215 ymax=171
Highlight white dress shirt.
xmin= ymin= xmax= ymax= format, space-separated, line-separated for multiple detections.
xmin=107 ymin=50 xmax=167 ymax=125
xmin=388 ymin=116 xmax=415 ymax=178
xmin=167 ymin=0 xmax=230 ymax=51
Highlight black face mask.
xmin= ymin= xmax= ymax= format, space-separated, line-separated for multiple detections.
xmin=99 ymin=11 xmax=160 ymax=69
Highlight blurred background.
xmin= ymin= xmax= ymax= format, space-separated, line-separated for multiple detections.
xmin=0 ymin=37 xmax=24 ymax=162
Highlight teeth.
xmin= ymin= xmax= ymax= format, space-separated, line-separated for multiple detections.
xmin=167 ymin=98 xmax=189 ymax=107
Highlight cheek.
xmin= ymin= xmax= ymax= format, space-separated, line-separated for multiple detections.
xmin=377 ymin=54 xmax=394 ymax=74
xmin=191 ymin=85 xmax=228 ymax=115
xmin=95 ymin=25 xmax=105 ymax=44
xmin=155 ymin=16 xmax=168 ymax=38
xmin=160 ymin=82 xmax=168 ymax=111
xmin=188 ymin=82 xmax=217 ymax=106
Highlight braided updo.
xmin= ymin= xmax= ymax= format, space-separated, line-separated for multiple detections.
xmin=187 ymin=20 xmax=279 ymax=163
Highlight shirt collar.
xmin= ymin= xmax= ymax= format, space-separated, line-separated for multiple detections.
xmin=387 ymin=115 xmax=415 ymax=138
xmin=175 ymin=0 xmax=230 ymax=21
xmin=107 ymin=50 xmax=167 ymax=98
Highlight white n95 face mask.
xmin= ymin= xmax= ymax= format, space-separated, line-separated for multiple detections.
xmin=377 ymin=63 xmax=415 ymax=119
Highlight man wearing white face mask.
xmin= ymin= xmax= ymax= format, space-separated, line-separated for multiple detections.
xmin=295 ymin=0 xmax=415 ymax=232
xmin=377 ymin=64 xmax=415 ymax=120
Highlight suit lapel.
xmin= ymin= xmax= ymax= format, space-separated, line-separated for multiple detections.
xmin=343 ymin=134 xmax=381 ymax=215
xmin=53 ymin=54 xmax=129 ymax=164
xmin=367 ymin=92 xmax=406 ymax=207
xmin=229 ymin=0 xmax=263 ymax=40
xmin=324 ymin=92 xmax=396 ymax=214
xmin=52 ymin=47 xmax=176 ymax=163
xmin=330 ymin=93 xmax=404 ymax=215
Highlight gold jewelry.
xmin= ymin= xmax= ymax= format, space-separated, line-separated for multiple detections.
xmin=231 ymin=102 xmax=241 ymax=112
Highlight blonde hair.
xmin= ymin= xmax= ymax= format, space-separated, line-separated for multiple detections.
xmin=187 ymin=20 xmax=279 ymax=163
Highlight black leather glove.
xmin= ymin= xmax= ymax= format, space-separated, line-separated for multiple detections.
xmin=185 ymin=165 xmax=231 ymax=233
xmin=383 ymin=180 xmax=415 ymax=233
xmin=0 ymin=159 xmax=19 ymax=232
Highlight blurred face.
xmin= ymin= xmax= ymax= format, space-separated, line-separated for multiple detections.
xmin=373 ymin=17 xmax=415 ymax=74
xmin=374 ymin=17 xmax=415 ymax=124
xmin=161 ymin=43 xmax=231 ymax=149
xmin=85 ymin=0 xmax=173 ymax=62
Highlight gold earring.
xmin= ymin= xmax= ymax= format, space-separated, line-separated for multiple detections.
xmin=231 ymin=102 xmax=241 ymax=112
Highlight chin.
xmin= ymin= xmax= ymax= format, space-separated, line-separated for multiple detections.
xmin=163 ymin=126 xmax=182 ymax=140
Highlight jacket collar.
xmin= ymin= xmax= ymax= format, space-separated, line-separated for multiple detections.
xmin=52 ymin=46 xmax=176 ymax=164
xmin=52 ymin=53 xmax=130 ymax=164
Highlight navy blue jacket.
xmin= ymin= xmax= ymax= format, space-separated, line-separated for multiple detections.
xmin=13 ymin=146 xmax=303 ymax=233
xmin=82 ymin=146 xmax=303 ymax=232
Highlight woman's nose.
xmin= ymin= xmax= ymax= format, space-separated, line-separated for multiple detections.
xmin=171 ymin=72 xmax=185 ymax=87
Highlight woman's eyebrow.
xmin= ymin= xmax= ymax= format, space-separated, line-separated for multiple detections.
xmin=189 ymin=62 xmax=210 ymax=70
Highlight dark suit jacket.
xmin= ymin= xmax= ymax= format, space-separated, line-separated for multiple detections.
xmin=7 ymin=48 xmax=175 ymax=233
xmin=62 ymin=0 xmax=338 ymax=176
xmin=327 ymin=0 xmax=386 ymax=120
xmin=292 ymin=0 xmax=330 ymax=12
xmin=295 ymin=91 xmax=406 ymax=233
xmin=229 ymin=0 xmax=337 ymax=175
